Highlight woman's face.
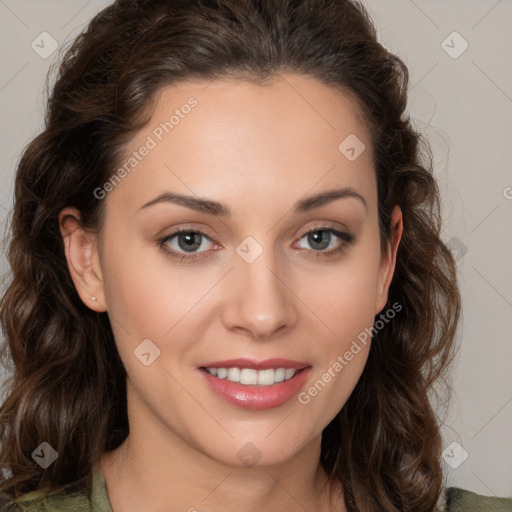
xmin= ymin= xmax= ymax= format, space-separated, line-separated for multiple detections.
xmin=61 ymin=73 xmax=401 ymax=469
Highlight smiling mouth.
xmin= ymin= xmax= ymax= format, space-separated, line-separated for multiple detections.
xmin=200 ymin=366 xmax=309 ymax=386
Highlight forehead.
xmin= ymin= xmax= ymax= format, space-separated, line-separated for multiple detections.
xmin=105 ymin=73 xmax=376 ymax=217
xmin=146 ymin=73 xmax=371 ymax=154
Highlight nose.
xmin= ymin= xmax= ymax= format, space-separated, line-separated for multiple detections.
xmin=221 ymin=245 xmax=299 ymax=340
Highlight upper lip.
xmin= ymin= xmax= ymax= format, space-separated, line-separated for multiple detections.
xmin=199 ymin=358 xmax=311 ymax=370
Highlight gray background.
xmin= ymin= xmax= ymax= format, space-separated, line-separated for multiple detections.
xmin=0 ymin=0 xmax=511 ymax=498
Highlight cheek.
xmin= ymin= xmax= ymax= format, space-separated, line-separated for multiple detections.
xmin=101 ymin=234 xmax=208 ymax=339
xmin=306 ymin=247 xmax=382 ymax=337
xmin=298 ymin=238 xmax=381 ymax=403
xmin=297 ymin=259 xmax=379 ymax=421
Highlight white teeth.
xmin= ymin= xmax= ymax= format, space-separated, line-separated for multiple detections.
xmin=257 ymin=369 xmax=274 ymax=386
xmin=240 ymin=368 xmax=258 ymax=385
xmin=274 ymin=368 xmax=285 ymax=383
xmin=227 ymin=367 xmax=240 ymax=381
xmin=284 ymin=368 xmax=295 ymax=380
xmin=205 ymin=367 xmax=299 ymax=385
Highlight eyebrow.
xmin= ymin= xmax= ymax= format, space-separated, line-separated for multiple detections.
xmin=138 ymin=186 xmax=368 ymax=215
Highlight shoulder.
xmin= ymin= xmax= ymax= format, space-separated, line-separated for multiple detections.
xmin=0 ymin=489 xmax=91 ymax=512
xmin=0 ymin=467 xmax=111 ymax=512
xmin=436 ymin=486 xmax=512 ymax=511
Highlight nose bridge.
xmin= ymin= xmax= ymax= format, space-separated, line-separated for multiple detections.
xmin=224 ymin=234 xmax=296 ymax=338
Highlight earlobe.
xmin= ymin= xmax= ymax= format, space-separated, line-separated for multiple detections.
xmin=59 ymin=207 xmax=107 ymax=312
xmin=374 ymin=205 xmax=403 ymax=315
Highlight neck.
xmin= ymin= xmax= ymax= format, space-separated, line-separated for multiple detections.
xmin=99 ymin=426 xmax=345 ymax=512
xmin=98 ymin=379 xmax=346 ymax=512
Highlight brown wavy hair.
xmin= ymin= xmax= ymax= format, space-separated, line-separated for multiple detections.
xmin=0 ymin=0 xmax=461 ymax=510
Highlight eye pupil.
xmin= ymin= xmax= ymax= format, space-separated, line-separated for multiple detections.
xmin=308 ymin=230 xmax=330 ymax=250
xmin=178 ymin=232 xmax=201 ymax=252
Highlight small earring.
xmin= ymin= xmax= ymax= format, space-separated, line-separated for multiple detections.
xmin=91 ymin=296 xmax=97 ymax=301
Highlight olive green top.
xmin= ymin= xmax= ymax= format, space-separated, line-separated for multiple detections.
xmin=441 ymin=487 xmax=512 ymax=511
xmin=0 ymin=469 xmax=112 ymax=512
xmin=2 ymin=468 xmax=511 ymax=511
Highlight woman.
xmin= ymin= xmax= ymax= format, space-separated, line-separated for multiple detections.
xmin=0 ymin=0 xmax=510 ymax=510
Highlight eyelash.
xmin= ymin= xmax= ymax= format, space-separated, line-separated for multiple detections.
xmin=157 ymin=226 xmax=355 ymax=263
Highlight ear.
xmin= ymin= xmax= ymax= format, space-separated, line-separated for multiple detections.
xmin=374 ymin=205 xmax=403 ymax=316
xmin=59 ymin=207 xmax=107 ymax=312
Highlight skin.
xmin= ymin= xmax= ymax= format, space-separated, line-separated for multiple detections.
xmin=59 ymin=73 xmax=402 ymax=512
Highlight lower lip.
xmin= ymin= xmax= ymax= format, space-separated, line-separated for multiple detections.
xmin=199 ymin=367 xmax=312 ymax=410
